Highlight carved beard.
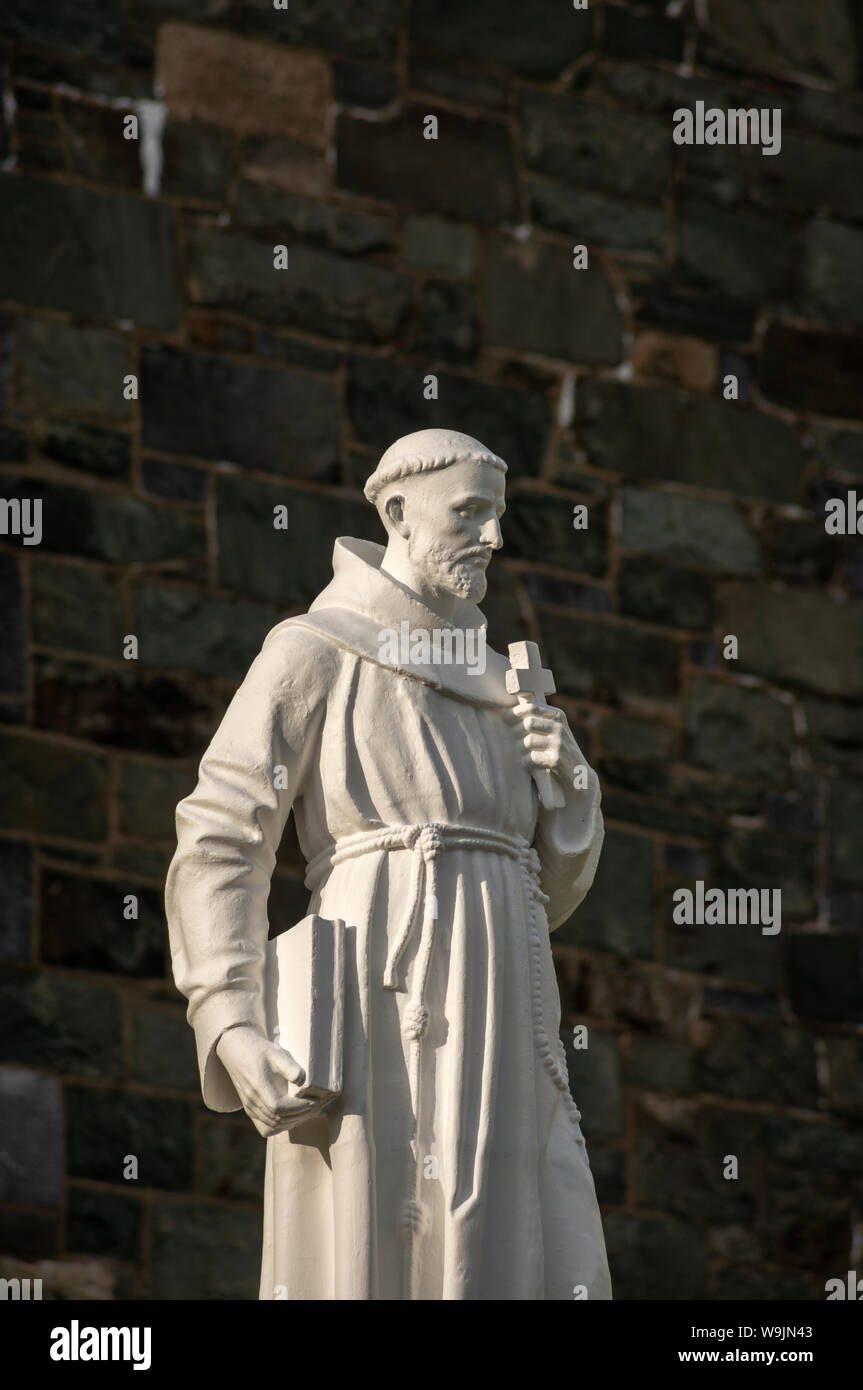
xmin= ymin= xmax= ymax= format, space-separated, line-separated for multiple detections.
xmin=408 ymin=534 xmax=489 ymax=602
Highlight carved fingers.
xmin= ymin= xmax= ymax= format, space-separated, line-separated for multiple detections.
xmin=511 ymin=699 xmax=578 ymax=785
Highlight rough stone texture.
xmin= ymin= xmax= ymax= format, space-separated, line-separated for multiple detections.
xmin=621 ymin=489 xmax=759 ymax=575
xmin=481 ymin=237 xmax=622 ymax=365
xmin=337 ymin=107 xmax=518 ymax=225
xmin=0 ymin=177 xmax=180 ymax=330
xmin=717 ymin=583 xmax=863 ymax=698
xmin=186 ymin=226 xmax=412 ymax=345
xmin=14 ymin=318 xmax=132 ymax=419
xmin=0 ymin=1067 xmax=61 ymax=1205
xmin=578 ymin=381 xmax=804 ymax=502
xmin=157 ymin=22 xmax=331 ymax=145
xmin=1 ymin=1 xmax=861 ymax=1306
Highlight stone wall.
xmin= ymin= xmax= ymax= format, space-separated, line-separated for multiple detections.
xmin=1 ymin=0 xmax=862 ymax=1300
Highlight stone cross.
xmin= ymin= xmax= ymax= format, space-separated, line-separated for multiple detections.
xmin=506 ymin=640 xmax=566 ymax=810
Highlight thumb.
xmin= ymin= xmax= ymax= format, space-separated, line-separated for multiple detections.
xmin=271 ymin=1046 xmax=306 ymax=1087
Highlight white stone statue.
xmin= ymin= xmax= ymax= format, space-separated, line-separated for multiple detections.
xmin=165 ymin=427 xmax=612 ymax=1300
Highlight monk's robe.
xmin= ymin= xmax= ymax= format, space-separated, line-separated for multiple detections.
xmin=166 ymin=537 xmax=612 ymax=1300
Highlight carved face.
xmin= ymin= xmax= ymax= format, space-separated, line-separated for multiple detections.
xmin=401 ymin=458 xmax=506 ymax=603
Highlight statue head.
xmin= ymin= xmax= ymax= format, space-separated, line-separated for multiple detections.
xmin=365 ymin=428 xmax=507 ymax=609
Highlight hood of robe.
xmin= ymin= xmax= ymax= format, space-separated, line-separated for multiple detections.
xmin=264 ymin=536 xmax=517 ymax=708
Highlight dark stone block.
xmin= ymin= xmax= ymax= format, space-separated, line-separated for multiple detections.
xmin=118 ymin=758 xmax=197 ymax=842
xmin=31 ymin=560 xmax=126 ymax=659
xmin=131 ymin=1009 xmax=199 ymax=1091
xmin=759 ymin=320 xmax=863 ymax=422
xmin=828 ymin=778 xmax=863 ymax=892
xmin=685 ymin=678 xmax=794 ymax=785
xmin=751 ymin=132 xmax=863 ymax=221
xmin=40 ymin=869 xmax=165 ymax=978
xmin=712 ymin=1265 xmax=820 ymax=1300
xmin=604 ymin=715 xmax=676 ymax=763
xmin=0 ymin=1208 xmax=59 ymax=1260
xmin=788 ymin=933 xmax=863 ymax=1023
xmin=347 ymin=356 xmax=553 ymax=479
xmin=717 ymin=827 xmax=816 ymax=922
xmin=407 ymin=58 xmax=507 ymax=110
xmin=586 ymin=1146 xmax=625 ymax=1206
xmin=198 ymin=1119 xmax=266 ymax=1202
xmin=150 ymin=1200 xmax=260 ymax=1299
xmin=555 ymin=828 xmax=654 ymax=960
xmin=805 ymin=695 xmax=863 ymax=773
xmin=0 ymin=840 xmax=31 ymax=961
xmin=67 ymin=1187 xmax=142 ymax=1261
xmin=61 ymin=97 xmax=140 ymax=187
xmin=407 ymin=279 xmax=478 ymax=365
xmin=134 ymin=583 xmax=281 ymax=683
xmin=698 ymin=1019 xmax=818 ymax=1106
xmin=527 ymin=180 xmax=668 ymax=258
xmin=0 ymin=729 xmax=109 ymax=841
xmin=0 ymin=424 xmax=28 ymax=462
xmin=602 ymin=6 xmax=685 ymax=62
xmin=162 ymin=118 xmax=233 ymax=202
xmin=716 ymin=582 xmax=863 ymax=699
xmin=603 ymin=1212 xmax=708 ymax=1299
xmin=624 ymin=1035 xmax=696 ymax=1093
xmin=578 ymin=381 xmax=803 ymax=501
xmin=0 ymin=474 xmax=204 ymax=564
xmin=621 ymin=487 xmax=759 ymax=574
xmin=40 ymin=419 xmax=132 ymax=481
xmin=216 ymin=474 xmax=379 ymax=606
xmin=66 ymin=1087 xmax=194 ymax=1191
xmin=238 ymin=0 xmax=400 ymax=60
xmin=410 ymin=0 xmax=594 ymax=78
xmin=824 ymin=1036 xmax=863 ymax=1120
xmin=540 ymin=609 xmax=679 ymax=701
xmin=761 ymin=1166 xmax=852 ymax=1272
xmin=701 ymin=985 xmax=782 ymax=1019
xmin=0 ymin=176 xmax=179 ymax=330
xmin=0 ymin=1066 xmax=61 ymax=1204
xmin=187 ymin=225 xmax=411 ymax=346
xmin=768 ymin=516 xmax=836 ymax=583
xmin=522 ymin=573 xmax=612 ymax=613
xmin=234 ymin=183 xmax=394 ymax=255
xmin=676 ymin=197 xmax=797 ymax=306
xmin=33 ymin=655 xmax=215 ymax=759
xmin=0 ymin=0 xmax=126 ymax=54
xmin=0 ymin=553 xmax=25 ymax=695
xmin=337 ymin=107 xmax=518 ymax=224
xmin=632 ymin=279 xmax=754 ymax=343
xmin=701 ymin=0 xmax=855 ymax=86
xmin=14 ymin=317 xmax=132 ymax=419
xmin=480 ymin=236 xmax=622 ymax=366
xmin=618 ymin=556 xmax=714 ymax=630
xmin=561 ymin=1028 xmax=623 ymax=1139
xmin=634 ymin=1104 xmax=757 ymax=1223
xmin=141 ymin=457 xmax=207 ymax=503
xmin=0 ymin=967 xmax=122 ymax=1076
xmin=519 ymin=91 xmax=672 ymax=202
xmin=503 ymin=494 xmax=607 ymax=576
xmin=801 ymin=219 xmax=863 ymax=328
xmin=334 ymin=60 xmax=397 ymax=109
xmin=401 ymin=216 xmax=477 ymax=277
xmin=141 ymin=344 xmax=340 ymax=479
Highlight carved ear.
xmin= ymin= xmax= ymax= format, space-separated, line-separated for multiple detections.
xmin=384 ymin=493 xmax=408 ymax=535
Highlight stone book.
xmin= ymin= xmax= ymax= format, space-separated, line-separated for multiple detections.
xmin=273 ymin=915 xmax=345 ymax=1102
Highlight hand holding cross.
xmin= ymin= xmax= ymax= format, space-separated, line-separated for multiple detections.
xmin=506 ymin=640 xmax=567 ymax=810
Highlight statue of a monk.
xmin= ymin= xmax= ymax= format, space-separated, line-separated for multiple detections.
xmin=165 ymin=427 xmax=612 ymax=1300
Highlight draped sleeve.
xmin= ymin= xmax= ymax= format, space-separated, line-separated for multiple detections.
xmin=532 ymin=735 xmax=604 ymax=933
xmin=164 ymin=625 xmax=332 ymax=1111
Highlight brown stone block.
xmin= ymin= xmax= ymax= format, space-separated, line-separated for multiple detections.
xmin=156 ymin=21 xmax=331 ymax=145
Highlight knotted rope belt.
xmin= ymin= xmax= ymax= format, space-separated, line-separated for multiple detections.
xmin=304 ymin=822 xmax=584 ymax=1135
